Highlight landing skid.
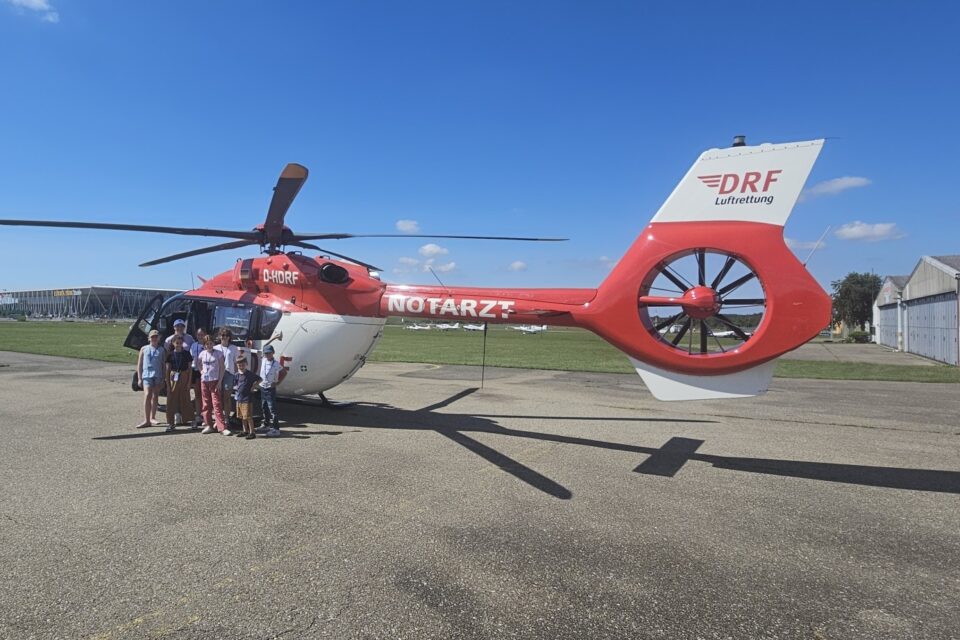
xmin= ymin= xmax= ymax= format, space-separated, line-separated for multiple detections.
xmin=318 ymin=392 xmax=352 ymax=409
xmin=276 ymin=392 xmax=354 ymax=409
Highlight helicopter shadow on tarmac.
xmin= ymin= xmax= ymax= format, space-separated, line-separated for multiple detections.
xmin=275 ymin=388 xmax=960 ymax=499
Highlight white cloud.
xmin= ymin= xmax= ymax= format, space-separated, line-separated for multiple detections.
xmin=393 ymin=256 xmax=420 ymax=274
xmin=508 ymin=260 xmax=527 ymax=272
xmin=799 ymin=176 xmax=871 ymax=202
xmin=562 ymin=256 xmax=617 ymax=270
xmin=417 ymin=258 xmax=456 ymax=273
xmin=418 ymin=243 xmax=448 ymax=258
xmin=834 ymin=221 xmax=905 ymax=242
xmin=395 ymin=219 xmax=419 ymax=233
xmin=785 ymin=237 xmax=824 ymax=250
xmin=4 ymin=0 xmax=58 ymax=22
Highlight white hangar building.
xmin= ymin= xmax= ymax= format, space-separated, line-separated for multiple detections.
xmin=873 ymin=255 xmax=960 ymax=366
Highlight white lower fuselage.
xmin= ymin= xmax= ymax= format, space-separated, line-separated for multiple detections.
xmin=264 ymin=311 xmax=386 ymax=397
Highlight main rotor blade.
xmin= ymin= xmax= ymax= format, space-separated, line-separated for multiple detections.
xmin=264 ymin=163 xmax=309 ymax=246
xmin=291 ymin=233 xmax=567 ymax=242
xmin=288 ymin=241 xmax=383 ymax=272
xmin=139 ymin=240 xmax=257 ymax=267
xmin=0 ymin=219 xmax=258 ymax=241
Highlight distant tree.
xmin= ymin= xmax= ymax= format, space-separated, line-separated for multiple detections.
xmin=831 ymin=272 xmax=882 ymax=330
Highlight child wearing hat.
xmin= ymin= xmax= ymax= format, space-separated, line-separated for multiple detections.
xmin=164 ymin=334 xmax=195 ymax=431
xmin=136 ymin=330 xmax=166 ymax=428
xmin=257 ymin=344 xmax=285 ymax=437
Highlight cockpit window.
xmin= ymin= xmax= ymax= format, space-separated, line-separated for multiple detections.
xmin=212 ymin=304 xmax=253 ymax=340
xmin=258 ymin=307 xmax=282 ymax=339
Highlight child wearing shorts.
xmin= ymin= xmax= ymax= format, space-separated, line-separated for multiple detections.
xmin=233 ymin=357 xmax=261 ymax=440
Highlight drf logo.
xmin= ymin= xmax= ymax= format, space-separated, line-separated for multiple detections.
xmin=698 ymin=170 xmax=782 ymax=194
xmin=263 ymin=269 xmax=299 ymax=285
xmin=387 ymin=295 xmax=515 ymax=319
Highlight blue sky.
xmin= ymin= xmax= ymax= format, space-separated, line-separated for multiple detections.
xmin=1 ymin=1 xmax=958 ymax=292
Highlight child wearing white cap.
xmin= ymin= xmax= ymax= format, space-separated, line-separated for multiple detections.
xmin=257 ymin=344 xmax=285 ymax=437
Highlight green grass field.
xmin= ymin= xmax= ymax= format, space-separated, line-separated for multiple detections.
xmin=0 ymin=321 xmax=137 ymax=363
xmin=1 ymin=320 xmax=958 ymax=383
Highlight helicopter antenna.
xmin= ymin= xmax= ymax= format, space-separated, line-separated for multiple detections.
xmin=480 ymin=322 xmax=489 ymax=389
xmin=803 ymin=226 xmax=831 ymax=266
xmin=427 ymin=267 xmax=453 ymax=298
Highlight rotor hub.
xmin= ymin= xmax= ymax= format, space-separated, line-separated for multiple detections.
xmin=680 ymin=286 xmax=721 ymax=319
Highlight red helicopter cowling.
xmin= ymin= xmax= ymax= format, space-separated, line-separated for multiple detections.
xmin=192 ymin=252 xmax=385 ymax=317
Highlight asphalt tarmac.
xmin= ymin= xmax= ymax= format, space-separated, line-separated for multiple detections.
xmin=1 ymin=351 xmax=958 ymax=640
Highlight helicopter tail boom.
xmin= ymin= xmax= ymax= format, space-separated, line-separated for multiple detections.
xmin=380 ymin=139 xmax=831 ymax=401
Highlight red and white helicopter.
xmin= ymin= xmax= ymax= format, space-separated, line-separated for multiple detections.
xmin=0 ymin=137 xmax=831 ymax=401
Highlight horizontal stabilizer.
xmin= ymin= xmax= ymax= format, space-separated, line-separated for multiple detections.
xmin=629 ymin=358 xmax=776 ymax=401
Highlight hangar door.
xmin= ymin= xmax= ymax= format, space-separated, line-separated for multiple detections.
xmin=876 ymin=304 xmax=899 ymax=349
xmin=905 ymin=293 xmax=959 ymax=365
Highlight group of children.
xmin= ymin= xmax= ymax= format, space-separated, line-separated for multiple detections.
xmin=135 ymin=319 xmax=285 ymax=439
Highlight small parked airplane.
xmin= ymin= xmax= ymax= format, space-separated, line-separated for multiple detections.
xmin=513 ymin=324 xmax=548 ymax=334
xmin=435 ymin=322 xmax=461 ymax=331
xmin=405 ymin=323 xmax=432 ymax=331
xmin=712 ymin=328 xmax=753 ymax=339
xmin=463 ymin=323 xmax=486 ymax=331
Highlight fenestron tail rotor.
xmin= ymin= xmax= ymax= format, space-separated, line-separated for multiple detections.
xmin=0 ymin=162 xmax=566 ymax=268
xmin=637 ymin=249 xmax=767 ymax=356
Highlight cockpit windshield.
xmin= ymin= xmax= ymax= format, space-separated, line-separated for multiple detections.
xmin=212 ymin=305 xmax=254 ymax=340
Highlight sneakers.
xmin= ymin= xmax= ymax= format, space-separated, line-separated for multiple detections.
xmin=191 ymin=417 xmax=201 ymax=430
xmin=165 ymin=425 xmax=176 ymax=433
xmin=265 ymin=428 xmax=280 ymax=437
xmin=174 ymin=412 xmax=183 ymax=426
xmin=254 ymin=425 xmax=270 ymax=434
xmin=201 ymin=427 xmax=214 ymax=434
xmin=222 ymin=429 xmax=233 ymax=436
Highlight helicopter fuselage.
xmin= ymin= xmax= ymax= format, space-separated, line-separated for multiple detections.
xmin=126 ymin=252 xmax=389 ymax=397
